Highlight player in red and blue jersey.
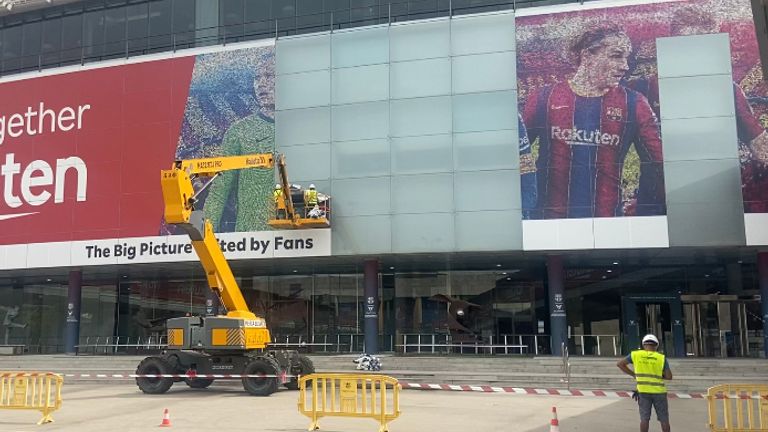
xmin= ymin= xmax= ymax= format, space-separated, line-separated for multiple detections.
xmin=522 ymin=26 xmax=665 ymax=219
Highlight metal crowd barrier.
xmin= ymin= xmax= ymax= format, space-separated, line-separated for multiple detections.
xmin=75 ymin=335 xmax=167 ymax=355
xmin=707 ymin=384 xmax=768 ymax=431
xmin=0 ymin=372 xmax=63 ymax=425
xmin=298 ymin=373 xmax=401 ymax=432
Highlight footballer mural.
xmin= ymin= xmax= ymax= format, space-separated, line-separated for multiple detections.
xmin=516 ymin=0 xmax=767 ymax=221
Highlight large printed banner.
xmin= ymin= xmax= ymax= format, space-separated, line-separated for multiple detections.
xmin=0 ymin=229 xmax=331 ymax=269
xmin=517 ymin=0 xmax=766 ymax=249
xmin=0 ymin=41 xmax=331 ymax=269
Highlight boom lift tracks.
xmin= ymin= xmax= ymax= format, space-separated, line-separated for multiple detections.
xmin=135 ymin=153 xmax=320 ymax=396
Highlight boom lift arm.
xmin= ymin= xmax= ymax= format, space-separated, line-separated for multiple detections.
xmin=160 ymin=153 xmax=275 ymax=321
xmin=135 ymin=152 xmax=317 ymax=398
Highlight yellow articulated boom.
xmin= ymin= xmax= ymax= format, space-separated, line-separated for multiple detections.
xmin=134 ymin=153 xmax=317 ymax=397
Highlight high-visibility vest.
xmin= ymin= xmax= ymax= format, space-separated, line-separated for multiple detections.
xmin=631 ymin=350 xmax=667 ymax=394
xmin=273 ymin=189 xmax=286 ymax=209
xmin=305 ymin=189 xmax=318 ymax=206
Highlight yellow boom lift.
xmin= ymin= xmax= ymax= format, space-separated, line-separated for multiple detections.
xmin=134 ymin=153 xmax=322 ymax=396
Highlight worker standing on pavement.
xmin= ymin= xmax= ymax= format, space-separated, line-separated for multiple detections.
xmin=617 ymin=334 xmax=673 ymax=432
xmin=273 ymin=184 xmax=286 ymax=219
xmin=304 ymin=184 xmax=318 ymax=217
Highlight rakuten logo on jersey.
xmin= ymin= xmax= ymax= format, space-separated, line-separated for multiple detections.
xmin=0 ymin=102 xmax=90 ymax=220
xmin=551 ymin=126 xmax=620 ymax=147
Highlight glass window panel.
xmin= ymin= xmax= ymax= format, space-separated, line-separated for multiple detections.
xmin=452 ymin=51 xmax=516 ymax=94
xmin=332 ymin=64 xmax=389 ymax=104
xmin=668 ymin=202 xmax=745 ymax=247
xmin=280 ymin=142 xmax=331 ymax=180
xmin=60 ymin=13 xmax=82 ymax=64
xmin=455 ymin=210 xmax=522 ymax=251
xmin=126 ymin=3 xmax=148 ymax=55
xmin=326 ymin=0 xmax=350 ymax=11
xmin=103 ymin=7 xmax=126 ymax=57
xmin=450 ymin=12 xmax=515 ymax=56
xmin=390 ymin=96 xmax=451 ymax=137
xmin=276 ymin=69 xmax=330 ymax=110
xmin=331 ymin=176 xmax=391 ymax=217
xmin=42 ymin=18 xmax=61 ymax=53
xmin=661 ymin=116 xmax=738 ymax=162
xmin=348 ymin=0 xmax=385 ymax=28
xmin=21 ymin=20 xmax=41 ymax=70
xmin=453 ymin=91 xmax=516 ymax=133
xmin=392 ymin=173 xmax=453 ymax=214
xmin=332 ymin=101 xmax=388 ymax=141
xmin=390 ymin=18 xmax=449 ymax=61
xmin=658 ymin=75 xmax=736 ymax=120
xmin=313 ymin=274 xmax=362 ymax=335
xmin=453 ymin=130 xmax=517 ymax=171
xmin=82 ymin=10 xmax=104 ymax=60
xmin=455 ymin=170 xmax=520 ymax=211
xmin=149 ymin=0 xmax=172 ymax=51
xmin=221 ymin=0 xmax=244 ymax=25
xmin=276 ymin=106 xmax=331 ymax=146
xmin=332 ymin=25 xmax=388 ymax=68
xmin=332 ymin=215 xmax=392 ymax=254
xmin=246 ymin=0 xmax=272 ymax=21
xmin=657 ymin=33 xmax=732 ymax=79
xmin=277 ymin=34 xmax=330 ymax=74
xmin=2 ymin=25 xmax=21 ymax=73
xmin=665 ymin=159 xmax=741 ymax=205
xmin=173 ymin=0 xmax=196 ymax=46
xmin=22 ymin=20 xmax=41 ymax=55
xmin=332 ymin=139 xmax=390 ymax=178
xmin=296 ymin=0 xmax=326 ymax=33
xmin=391 ymin=134 xmax=452 ymax=175
xmin=41 ymin=17 xmax=61 ymax=66
xmin=390 ymin=58 xmax=450 ymax=99
xmin=392 ymin=213 xmax=454 ymax=252
xmin=273 ymin=0 xmax=296 ymax=17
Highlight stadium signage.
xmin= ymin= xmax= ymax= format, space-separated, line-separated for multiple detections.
xmin=0 ymin=102 xmax=91 ymax=214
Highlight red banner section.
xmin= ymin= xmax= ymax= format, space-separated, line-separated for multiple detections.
xmin=0 ymin=57 xmax=195 ymax=245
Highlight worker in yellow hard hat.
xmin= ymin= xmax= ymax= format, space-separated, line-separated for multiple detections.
xmin=273 ymin=183 xmax=286 ymax=219
xmin=304 ymin=184 xmax=318 ymax=217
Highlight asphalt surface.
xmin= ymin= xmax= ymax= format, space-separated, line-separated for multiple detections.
xmin=0 ymin=382 xmax=709 ymax=432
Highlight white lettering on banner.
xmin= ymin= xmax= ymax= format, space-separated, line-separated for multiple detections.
xmin=551 ymin=126 xmax=620 ymax=147
xmin=0 ymin=229 xmax=332 ymax=270
xmin=1 ymin=154 xmax=88 ymax=209
xmin=0 ymin=102 xmax=91 ymax=146
xmin=0 ymin=102 xmax=91 ymax=220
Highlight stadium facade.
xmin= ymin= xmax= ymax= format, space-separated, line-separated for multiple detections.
xmin=0 ymin=0 xmax=766 ymax=359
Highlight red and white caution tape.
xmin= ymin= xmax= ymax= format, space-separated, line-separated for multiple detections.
xmin=399 ymin=382 xmax=709 ymax=399
xmin=8 ymin=372 xmax=758 ymax=400
xmin=60 ymin=373 xmax=291 ymax=380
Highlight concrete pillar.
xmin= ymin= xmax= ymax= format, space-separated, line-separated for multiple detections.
xmin=65 ymin=270 xmax=82 ymax=355
xmin=547 ymin=255 xmax=567 ymax=356
xmin=758 ymin=253 xmax=768 ymax=358
xmin=363 ymin=259 xmax=379 ymax=354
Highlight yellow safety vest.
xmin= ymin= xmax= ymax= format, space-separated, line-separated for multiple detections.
xmin=273 ymin=189 xmax=285 ymax=209
xmin=631 ymin=350 xmax=667 ymax=394
xmin=305 ymin=189 xmax=318 ymax=206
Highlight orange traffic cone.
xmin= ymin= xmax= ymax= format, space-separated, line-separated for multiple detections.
xmin=159 ymin=408 xmax=172 ymax=427
xmin=550 ymin=406 xmax=560 ymax=432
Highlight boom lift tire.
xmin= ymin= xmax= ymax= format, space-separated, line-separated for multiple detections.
xmin=184 ymin=377 xmax=214 ymax=389
xmin=284 ymin=355 xmax=315 ymax=390
xmin=241 ymin=357 xmax=279 ymax=396
xmin=136 ymin=356 xmax=175 ymax=394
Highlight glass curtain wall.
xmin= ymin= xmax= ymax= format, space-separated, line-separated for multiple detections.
xmin=0 ymin=0 xmax=558 ymax=76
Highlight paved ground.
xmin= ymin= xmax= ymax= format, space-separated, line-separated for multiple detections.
xmin=1 ymin=383 xmax=708 ymax=432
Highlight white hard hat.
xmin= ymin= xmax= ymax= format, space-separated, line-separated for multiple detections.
xmin=309 ymin=184 xmax=315 ymax=189
xmin=642 ymin=334 xmax=659 ymax=345
xmin=275 ymin=184 xmax=281 ymax=188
